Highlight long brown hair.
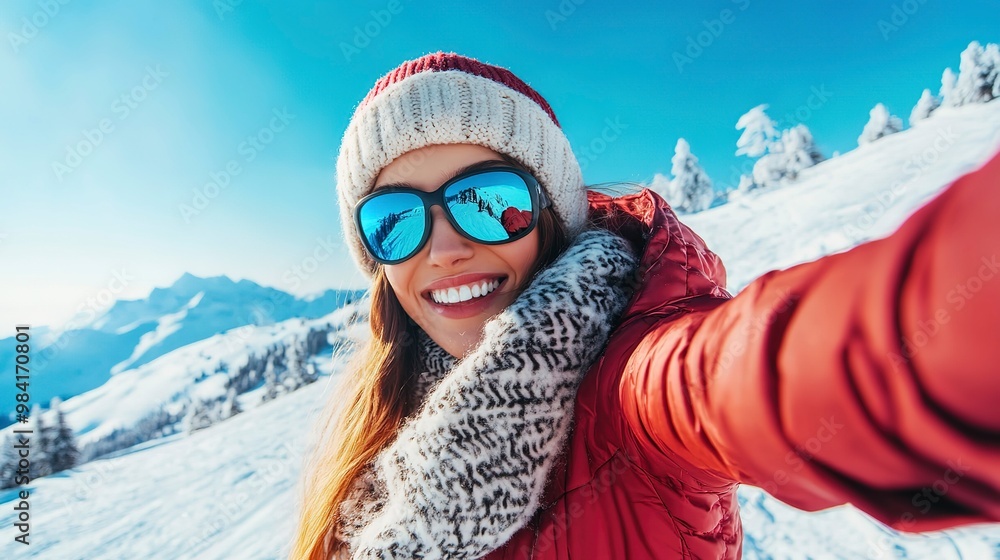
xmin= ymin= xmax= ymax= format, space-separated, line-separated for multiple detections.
xmin=290 ymin=179 xmax=569 ymax=559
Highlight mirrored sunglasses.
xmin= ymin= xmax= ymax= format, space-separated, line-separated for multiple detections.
xmin=355 ymin=166 xmax=550 ymax=265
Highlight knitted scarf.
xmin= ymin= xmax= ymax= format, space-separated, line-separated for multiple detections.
xmin=334 ymin=229 xmax=638 ymax=559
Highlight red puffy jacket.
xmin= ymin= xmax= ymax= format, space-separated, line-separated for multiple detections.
xmin=484 ymin=150 xmax=1000 ymax=559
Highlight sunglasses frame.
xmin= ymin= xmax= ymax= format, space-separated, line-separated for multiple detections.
xmin=355 ymin=165 xmax=551 ymax=265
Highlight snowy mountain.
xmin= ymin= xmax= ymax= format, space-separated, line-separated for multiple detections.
xmin=2 ymin=103 xmax=1000 ymax=559
xmin=0 ymin=273 xmax=365 ymax=428
xmin=64 ymin=302 xmax=365 ymax=460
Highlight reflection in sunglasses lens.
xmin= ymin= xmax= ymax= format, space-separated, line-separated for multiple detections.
xmin=446 ymin=172 xmax=533 ymax=242
xmin=359 ymin=192 xmax=425 ymax=262
xmin=359 ymin=170 xmax=536 ymax=264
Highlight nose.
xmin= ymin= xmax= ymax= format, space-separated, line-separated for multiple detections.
xmin=424 ymin=206 xmax=475 ymax=268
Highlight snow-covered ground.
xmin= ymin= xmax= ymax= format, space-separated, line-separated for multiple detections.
xmin=684 ymin=101 xmax=1000 ymax=293
xmin=0 ymin=370 xmax=339 ymax=560
xmin=3 ymin=101 xmax=1000 ymax=559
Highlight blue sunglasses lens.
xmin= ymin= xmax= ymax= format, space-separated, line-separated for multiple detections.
xmin=357 ymin=191 xmax=426 ymax=263
xmin=357 ymin=170 xmax=538 ymax=264
xmin=444 ymin=171 xmax=536 ymax=243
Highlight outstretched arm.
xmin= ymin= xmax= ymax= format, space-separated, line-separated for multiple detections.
xmin=621 ymin=150 xmax=1000 ymax=532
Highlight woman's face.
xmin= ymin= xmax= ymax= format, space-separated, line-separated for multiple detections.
xmin=375 ymin=144 xmax=540 ymax=358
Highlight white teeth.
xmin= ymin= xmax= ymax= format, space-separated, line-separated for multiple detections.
xmin=430 ymin=279 xmax=501 ymax=305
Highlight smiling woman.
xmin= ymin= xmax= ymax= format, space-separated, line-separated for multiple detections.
xmin=291 ymin=52 xmax=1000 ymax=560
xmin=373 ymin=146 xmax=548 ymax=357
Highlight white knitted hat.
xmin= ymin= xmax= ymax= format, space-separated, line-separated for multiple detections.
xmin=336 ymin=52 xmax=587 ymax=277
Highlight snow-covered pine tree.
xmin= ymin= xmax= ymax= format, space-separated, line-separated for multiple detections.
xmin=952 ymin=41 xmax=1000 ymax=106
xmin=260 ymin=346 xmax=287 ymax=403
xmin=751 ymin=152 xmax=785 ymax=190
xmin=0 ymin=433 xmax=19 ymax=489
xmin=273 ymin=344 xmax=287 ymax=370
xmin=293 ymin=337 xmax=308 ymax=372
xmin=130 ymin=403 xmax=183 ymax=442
xmin=775 ymin=124 xmax=823 ymax=181
xmin=221 ymin=387 xmax=241 ymax=419
xmin=185 ymin=386 xmax=241 ymax=434
xmin=283 ymin=338 xmax=318 ymax=392
xmin=995 ymin=52 xmax=1000 ymax=100
xmin=48 ymin=397 xmax=79 ymax=473
xmin=261 ymin=363 xmax=279 ymax=403
xmin=185 ymin=395 xmax=216 ymax=433
xmin=735 ymin=105 xmax=823 ymax=189
xmin=858 ymin=103 xmax=902 ymax=146
xmin=304 ymin=326 xmax=332 ymax=356
xmin=229 ymin=353 xmax=264 ymax=395
xmin=29 ymin=405 xmax=53 ymax=479
xmin=300 ymin=337 xmax=319 ymax=384
xmin=941 ymin=68 xmax=958 ymax=107
xmin=79 ymin=425 xmax=130 ymax=463
xmin=909 ymin=88 xmax=941 ymax=126
xmin=283 ymin=346 xmax=305 ymax=393
xmin=735 ymin=104 xmax=779 ymax=158
xmin=666 ymin=138 xmax=714 ymax=213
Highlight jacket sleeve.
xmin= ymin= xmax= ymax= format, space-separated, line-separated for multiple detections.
xmin=619 ymin=150 xmax=1000 ymax=533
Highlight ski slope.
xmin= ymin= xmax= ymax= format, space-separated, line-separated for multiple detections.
xmin=684 ymin=101 xmax=1000 ymax=294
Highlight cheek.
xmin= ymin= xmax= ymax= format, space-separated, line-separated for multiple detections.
xmin=383 ymin=264 xmax=419 ymax=312
xmin=499 ymin=232 xmax=540 ymax=284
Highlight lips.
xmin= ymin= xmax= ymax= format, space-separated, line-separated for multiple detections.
xmin=422 ymin=274 xmax=509 ymax=319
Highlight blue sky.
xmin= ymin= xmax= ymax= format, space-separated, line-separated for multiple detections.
xmin=1 ymin=0 xmax=997 ymax=332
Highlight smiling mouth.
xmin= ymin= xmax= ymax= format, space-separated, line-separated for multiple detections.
xmin=426 ymin=277 xmax=506 ymax=305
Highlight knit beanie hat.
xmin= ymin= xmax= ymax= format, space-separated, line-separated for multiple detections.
xmin=336 ymin=52 xmax=587 ymax=277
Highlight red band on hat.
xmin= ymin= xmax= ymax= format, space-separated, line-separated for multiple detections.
xmin=359 ymin=51 xmax=561 ymax=128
